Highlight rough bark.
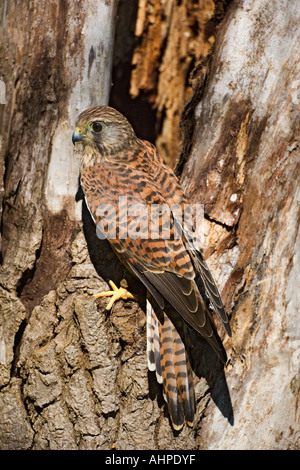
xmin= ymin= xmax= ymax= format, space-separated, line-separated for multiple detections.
xmin=180 ymin=0 xmax=300 ymax=449
xmin=0 ymin=0 xmax=299 ymax=451
xmin=0 ymin=0 xmax=121 ymax=450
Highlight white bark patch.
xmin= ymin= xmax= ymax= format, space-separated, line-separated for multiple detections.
xmin=45 ymin=1 xmax=118 ymax=220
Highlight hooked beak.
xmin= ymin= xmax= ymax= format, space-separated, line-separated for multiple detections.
xmin=72 ymin=127 xmax=85 ymax=145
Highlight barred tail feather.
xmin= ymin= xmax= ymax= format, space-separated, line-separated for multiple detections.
xmin=146 ymin=300 xmax=162 ymax=383
xmin=146 ymin=300 xmax=195 ymax=430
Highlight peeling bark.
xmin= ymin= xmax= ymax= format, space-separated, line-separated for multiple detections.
xmin=110 ymin=0 xmax=231 ymax=168
xmin=0 ymin=0 xmax=120 ymax=450
xmin=180 ymin=0 xmax=300 ymax=450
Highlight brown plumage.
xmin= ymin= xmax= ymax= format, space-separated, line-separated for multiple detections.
xmin=72 ymin=105 xmax=231 ymax=430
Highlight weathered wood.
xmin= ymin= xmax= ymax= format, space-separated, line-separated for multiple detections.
xmin=111 ymin=0 xmax=223 ymax=168
xmin=0 ymin=0 xmax=119 ymax=450
xmin=180 ymin=0 xmax=300 ymax=449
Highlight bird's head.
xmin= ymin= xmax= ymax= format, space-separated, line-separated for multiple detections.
xmin=72 ymin=106 xmax=137 ymax=157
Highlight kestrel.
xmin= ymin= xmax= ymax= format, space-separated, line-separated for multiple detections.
xmin=72 ymin=106 xmax=231 ymax=430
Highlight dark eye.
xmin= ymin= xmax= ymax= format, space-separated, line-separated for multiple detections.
xmin=91 ymin=122 xmax=103 ymax=133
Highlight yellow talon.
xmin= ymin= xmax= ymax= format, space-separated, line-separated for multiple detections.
xmin=94 ymin=280 xmax=135 ymax=310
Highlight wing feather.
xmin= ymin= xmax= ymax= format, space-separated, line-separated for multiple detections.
xmin=144 ymin=271 xmax=227 ymax=363
xmin=81 ymin=146 xmax=230 ymax=363
xmin=184 ymin=237 xmax=232 ymax=337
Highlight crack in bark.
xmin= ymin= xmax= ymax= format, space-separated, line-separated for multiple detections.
xmin=204 ymin=212 xmax=238 ymax=232
xmin=10 ymin=318 xmax=28 ymax=378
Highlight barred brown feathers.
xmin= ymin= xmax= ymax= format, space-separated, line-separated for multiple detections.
xmin=73 ymin=105 xmax=231 ymax=430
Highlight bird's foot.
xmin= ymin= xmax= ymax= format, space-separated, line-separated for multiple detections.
xmin=94 ymin=280 xmax=135 ymax=310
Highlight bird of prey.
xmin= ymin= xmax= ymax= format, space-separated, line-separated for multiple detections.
xmin=72 ymin=106 xmax=231 ymax=430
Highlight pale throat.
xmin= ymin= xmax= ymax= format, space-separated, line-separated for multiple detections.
xmin=80 ymin=145 xmax=106 ymax=171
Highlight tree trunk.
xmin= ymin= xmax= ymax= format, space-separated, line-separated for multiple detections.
xmin=0 ymin=0 xmax=120 ymax=450
xmin=0 ymin=0 xmax=299 ymax=451
xmin=180 ymin=0 xmax=300 ymax=449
